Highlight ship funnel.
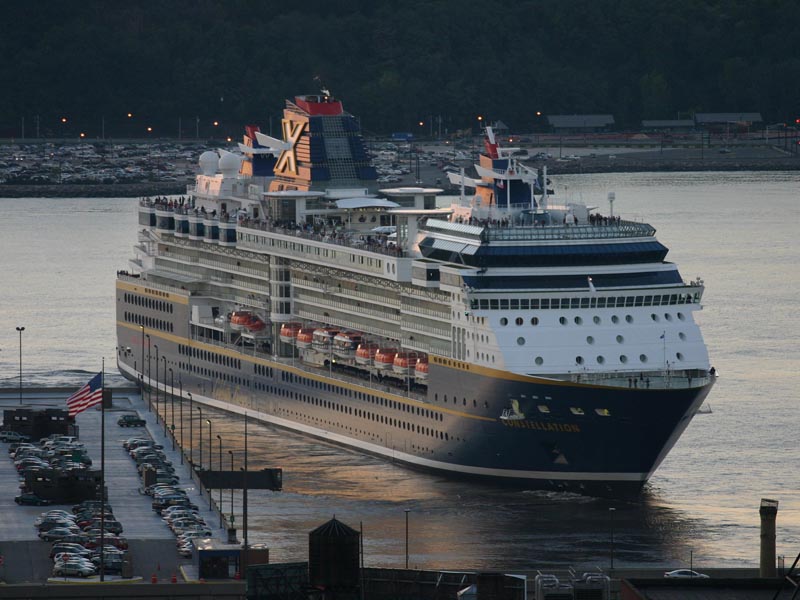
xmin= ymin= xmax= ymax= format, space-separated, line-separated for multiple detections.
xmin=759 ymin=498 xmax=779 ymax=577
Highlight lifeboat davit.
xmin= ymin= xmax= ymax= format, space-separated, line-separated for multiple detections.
xmin=333 ymin=331 xmax=363 ymax=358
xmin=312 ymin=328 xmax=339 ymax=351
xmin=355 ymin=343 xmax=378 ymax=366
xmin=414 ymin=357 xmax=429 ymax=381
xmin=295 ymin=328 xmax=314 ymax=349
xmin=229 ymin=311 xmax=252 ymax=331
xmin=374 ymin=348 xmax=397 ymax=371
xmin=279 ymin=322 xmax=302 ymax=344
xmin=392 ymin=352 xmax=419 ymax=376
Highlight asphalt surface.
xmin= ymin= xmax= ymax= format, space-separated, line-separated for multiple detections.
xmin=0 ymin=388 xmax=226 ymax=583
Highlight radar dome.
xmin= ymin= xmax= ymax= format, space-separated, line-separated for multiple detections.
xmin=199 ymin=151 xmax=219 ymax=175
xmin=218 ymin=150 xmax=242 ymax=176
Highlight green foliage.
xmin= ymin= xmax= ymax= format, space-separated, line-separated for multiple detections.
xmin=0 ymin=0 xmax=796 ymax=137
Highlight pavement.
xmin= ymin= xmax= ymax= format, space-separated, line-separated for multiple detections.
xmin=0 ymin=387 xmax=227 ymax=584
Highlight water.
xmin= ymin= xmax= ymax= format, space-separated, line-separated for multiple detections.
xmin=1 ymin=171 xmax=798 ymax=572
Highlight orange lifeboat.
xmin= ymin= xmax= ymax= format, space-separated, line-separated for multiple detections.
xmin=414 ymin=357 xmax=429 ymax=381
xmin=295 ymin=328 xmax=314 ymax=349
xmin=333 ymin=331 xmax=363 ymax=358
xmin=279 ymin=322 xmax=302 ymax=344
xmin=244 ymin=315 xmax=266 ymax=332
xmin=355 ymin=343 xmax=378 ymax=366
xmin=374 ymin=348 xmax=397 ymax=371
xmin=312 ymin=328 xmax=339 ymax=351
xmin=229 ymin=311 xmax=252 ymax=331
xmin=392 ymin=352 xmax=419 ymax=376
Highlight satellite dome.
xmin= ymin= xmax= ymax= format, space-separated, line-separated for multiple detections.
xmin=199 ymin=151 xmax=219 ymax=175
xmin=218 ymin=150 xmax=242 ymax=176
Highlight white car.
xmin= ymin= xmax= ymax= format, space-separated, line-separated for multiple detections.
xmin=664 ymin=569 xmax=709 ymax=579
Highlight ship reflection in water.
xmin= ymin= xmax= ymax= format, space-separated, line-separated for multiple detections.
xmin=196 ymin=404 xmax=704 ymax=571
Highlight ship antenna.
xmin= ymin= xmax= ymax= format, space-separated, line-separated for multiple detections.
xmin=314 ymin=75 xmax=331 ymax=98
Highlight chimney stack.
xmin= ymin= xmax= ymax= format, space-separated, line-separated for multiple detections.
xmin=759 ymin=498 xmax=779 ymax=577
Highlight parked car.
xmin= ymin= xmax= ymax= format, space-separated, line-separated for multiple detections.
xmin=52 ymin=562 xmax=97 ymax=578
xmin=117 ymin=414 xmax=146 ymax=427
xmin=0 ymin=430 xmax=30 ymax=443
xmin=15 ymin=492 xmax=52 ymax=506
xmin=40 ymin=527 xmax=83 ymax=542
xmin=664 ymin=569 xmax=709 ymax=579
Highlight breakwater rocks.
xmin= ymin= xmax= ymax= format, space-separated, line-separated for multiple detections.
xmin=0 ymin=181 xmax=187 ymax=198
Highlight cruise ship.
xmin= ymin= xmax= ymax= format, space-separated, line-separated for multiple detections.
xmin=115 ymin=92 xmax=715 ymax=496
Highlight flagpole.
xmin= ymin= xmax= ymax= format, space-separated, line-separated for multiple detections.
xmin=100 ymin=358 xmax=105 ymax=582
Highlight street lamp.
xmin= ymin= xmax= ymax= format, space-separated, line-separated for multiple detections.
xmin=405 ymin=508 xmax=411 ymax=569
xmin=228 ymin=449 xmax=234 ymax=526
xmin=15 ymin=326 xmax=24 ymax=404
xmin=609 ymin=507 xmax=616 ymax=570
xmin=168 ymin=367 xmax=175 ymax=450
xmin=188 ymin=393 xmax=194 ymax=466
xmin=161 ymin=355 xmax=167 ymax=436
xmin=179 ymin=378 xmax=184 ymax=465
xmin=206 ymin=419 xmax=213 ymax=508
xmin=216 ymin=434 xmax=223 ymax=528
xmin=146 ymin=335 xmax=151 ymax=412
xmin=140 ymin=326 xmax=145 ymax=401
xmin=153 ymin=344 xmax=159 ymax=422
xmin=196 ymin=405 xmax=203 ymax=471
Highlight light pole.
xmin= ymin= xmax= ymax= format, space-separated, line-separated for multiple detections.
xmin=216 ymin=434 xmax=223 ymax=528
xmin=609 ymin=507 xmax=616 ymax=570
xmin=15 ymin=326 xmax=24 ymax=404
xmin=169 ymin=368 xmax=175 ymax=450
xmin=196 ymin=405 xmax=203 ymax=470
xmin=140 ymin=326 xmax=145 ymax=401
xmin=188 ymin=393 xmax=194 ymax=466
xmin=228 ymin=449 xmax=234 ymax=526
xmin=161 ymin=355 xmax=167 ymax=436
xmin=153 ymin=344 xmax=159 ymax=423
xmin=404 ymin=508 xmax=410 ymax=569
xmin=146 ymin=335 xmax=151 ymax=412
xmin=206 ymin=419 xmax=213 ymax=508
xmin=179 ymin=378 xmax=184 ymax=465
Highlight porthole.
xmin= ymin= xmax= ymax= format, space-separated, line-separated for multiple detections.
xmin=651 ymin=313 xmax=660 ymax=322
xmin=664 ymin=313 xmax=673 ymax=321
xmin=595 ymin=408 xmax=611 ymax=417
xmin=625 ymin=315 xmax=633 ymax=323
xmin=516 ymin=337 xmax=526 ymax=346
xmin=611 ymin=315 xmax=619 ymax=323
xmin=537 ymin=405 xmax=550 ymax=413
xmin=675 ymin=352 xmax=684 ymax=361
xmin=515 ymin=317 xmax=523 ymax=326
xmin=500 ymin=317 xmax=508 ymax=326
xmin=620 ymin=355 xmax=628 ymax=363
xmin=593 ymin=316 xmax=601 ymax=324
xmin=535 ymin=356 xmax=544 ymax=365
xmin=559 ymin=316 xmax=568 ymax=325
xmin=677 ymin=312 xmax=686 ymax=321
xmin=586 ymin=336 xmax=595 ymax=344
xmin=639 ymin=354 xmax=648 ymax=363
xmin=570 ymin=407 xmax=585 ymax=416
xmin=574 ymin=316 xmax=583 ymax=325
xmin=576 ymin=356 xmax=584 ymax=365
xmin=679 ymin=332 xmax=687 ymax=340
xmin=530 ymin=317 xmax=539 ymax=326
xmin=616 ymin=335 xmax=624 ymax=344
xmin=596 ymin=356 xmax=605 ymax=364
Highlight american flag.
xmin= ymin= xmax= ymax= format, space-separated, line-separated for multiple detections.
xmin=66 ymin=372 xmax=103 ymax=417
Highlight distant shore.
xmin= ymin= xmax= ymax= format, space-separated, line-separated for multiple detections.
xmin=1 ymin=146 xmax=797 ymax=198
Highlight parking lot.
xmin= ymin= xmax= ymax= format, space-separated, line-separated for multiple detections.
xmin=0 ymin=387 xmax=225 ymax=583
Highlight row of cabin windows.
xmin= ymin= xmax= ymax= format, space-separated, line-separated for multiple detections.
xmin=179 ymin=362 xmax=249 ymax=387
xmin=281 ymin=371 xmax=443 ymax=422
xmin=471 ymin=293 xmax=699 ymax=311
xmin=123 ymin=292 xmax=174 ymax=313
xmin=178 ymin=344 xmax=241 ymax=370
xmin=271 ymin=386 xmax=450 ymax=441
xmin=124 ymin=312 xmax=173 ymax=333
